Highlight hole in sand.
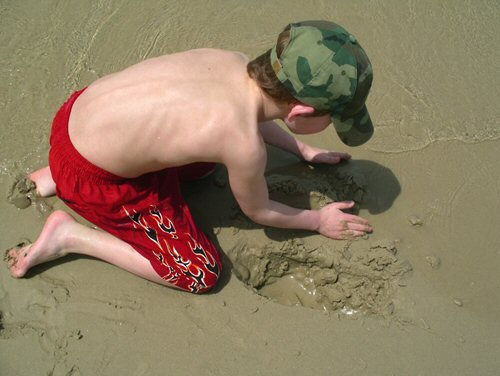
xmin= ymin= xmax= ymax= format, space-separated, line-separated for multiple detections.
xmin=226 ymin=165 xmax=410 ymax=315
xmin=228 ymin=237 xmax=412 ymax=315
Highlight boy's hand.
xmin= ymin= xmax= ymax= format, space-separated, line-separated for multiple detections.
xmin=301 ymin=145 xmax=351 ymax=165
xmin=317 ymin=201 xmax=372 ymax=240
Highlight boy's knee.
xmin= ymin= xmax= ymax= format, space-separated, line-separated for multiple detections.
xmin=166 ymin=235 xmax=222 ymax=294
xmin=194 ymin=266 xmax=221 ymax=294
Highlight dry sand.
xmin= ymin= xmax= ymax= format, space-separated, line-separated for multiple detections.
xmin=1 ymin=0 xmax=499 ymax=375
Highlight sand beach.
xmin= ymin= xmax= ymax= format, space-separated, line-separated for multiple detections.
xmin=1 ymin=1 xmax=499 ymax=374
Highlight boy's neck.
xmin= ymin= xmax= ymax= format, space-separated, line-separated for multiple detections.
xmin=250 ymin=78 xmax=289 ymax=123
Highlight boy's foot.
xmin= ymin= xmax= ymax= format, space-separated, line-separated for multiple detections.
xmin=6 ymin=211 xmax=75 ymax=278
xmin=30 ymin=166 xmax=56 ymax=197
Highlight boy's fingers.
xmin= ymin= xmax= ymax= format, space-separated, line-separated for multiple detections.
xmin=317 ymin=154 xmax=338 ymax=163
xmin=328 ymin=152 xmax=350 ymax=162
xmin=347 ymin=222 xmax=372 ymax=232
xmin=340 ymin=230 xmax=365 ymax=239
xmin=335 ymin=152 xmax=351 ymax=160
xmin=345 ymin=213 xmax=370 ymax=225
xmin=332 ymin=201 xmax=355 ymax=210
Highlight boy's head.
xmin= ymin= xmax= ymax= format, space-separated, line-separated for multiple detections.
xmin=248 ymin=20 xmax=373 ymax=146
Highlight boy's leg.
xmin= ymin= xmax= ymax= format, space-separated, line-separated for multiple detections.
xmin=7 ymin=210 xmax=178 ymax=288
xmin=30 ymin=166 xmax=56 ymax=197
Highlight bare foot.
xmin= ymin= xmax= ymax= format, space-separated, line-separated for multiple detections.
xmin=6 ymin=211 xmax=76 ymax=278
xmin=30 ymin=166 xmax=56 ymax=197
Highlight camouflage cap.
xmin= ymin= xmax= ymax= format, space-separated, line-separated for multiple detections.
xmin=270 ymin=20 xmax=374 ymax=146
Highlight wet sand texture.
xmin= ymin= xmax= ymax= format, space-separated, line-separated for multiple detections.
xmin=229 ymin=237 xmax=412 ymax=314
xmin=7 ymin=175 xmax=36 ymax=209
xmin=226 ymin=166 xmax=410 ymax=314
xmin=1 ymin=0 xmax=499 ymax=375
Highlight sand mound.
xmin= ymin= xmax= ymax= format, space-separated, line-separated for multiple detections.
xmin=228 ymin=237 xmax=411 ymax=315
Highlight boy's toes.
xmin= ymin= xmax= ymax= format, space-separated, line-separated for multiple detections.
xmin=4 ymin=240 xmax=31 ymax=264
xmin=5 ymin=248 xmax=18 ymax=266
xmin=10 ymin=265 xmax=26 ymax=278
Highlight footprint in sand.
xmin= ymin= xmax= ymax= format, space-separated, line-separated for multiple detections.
xmin=25 ymin=284 xmax=70 ymax=316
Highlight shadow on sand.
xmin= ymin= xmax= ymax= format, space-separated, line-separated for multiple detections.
xmin=9 ymin=154 xmax=400 ymax=295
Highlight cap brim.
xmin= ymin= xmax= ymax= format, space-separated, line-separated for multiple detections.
xmin=332 ymin=105 xmax=373 ymax=146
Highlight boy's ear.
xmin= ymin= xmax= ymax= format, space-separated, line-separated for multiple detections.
xmin=286 ymin=103 xmax=315 ymax=122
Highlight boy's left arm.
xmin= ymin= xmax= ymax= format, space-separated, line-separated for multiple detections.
xmin=258 ymin=120 xmax=351 ymax=165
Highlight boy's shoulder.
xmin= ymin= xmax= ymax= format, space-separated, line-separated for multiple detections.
xmin=174 ymin=48 xmax=249 ymax=64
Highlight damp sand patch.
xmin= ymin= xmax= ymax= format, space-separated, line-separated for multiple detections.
xmin=226 ymin=164 xmax=369 ymax=232
xmin=6 ymin=174 xmax=53 ymax=214
xmin=226 ymin=165 xmax=410 ymax=315
xmin=266 ymin=166 xmax=366 ymax=211
xmin=7 ymin=174 xmax=37 ymax=209
xmin=227 ymin=238 xmax=412 ymax=315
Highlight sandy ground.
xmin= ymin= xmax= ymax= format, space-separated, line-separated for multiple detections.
xmin=1 ymin=1 xmax=499 ymax=375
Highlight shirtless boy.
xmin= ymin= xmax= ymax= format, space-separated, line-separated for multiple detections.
xmin=7 ymin=21 xmax=374 ymax=293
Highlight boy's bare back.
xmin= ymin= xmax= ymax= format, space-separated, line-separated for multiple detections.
xmin=8 ymin=21 xmax=374 ymax=288
xmin=65 ymin=39 xmax=373 ymax=238
xmin=69 ymin=48 xmax=261 ymax=179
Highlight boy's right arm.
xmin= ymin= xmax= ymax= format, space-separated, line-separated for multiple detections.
xmin=225 ymin=142 xmax=372 ymax=239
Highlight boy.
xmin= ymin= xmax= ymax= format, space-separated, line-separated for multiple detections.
xmin=7 ymin=21 xmax=374 ymax=293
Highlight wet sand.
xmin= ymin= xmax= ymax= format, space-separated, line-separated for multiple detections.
xmin=1 ymin=0 xmax=499 ymax=374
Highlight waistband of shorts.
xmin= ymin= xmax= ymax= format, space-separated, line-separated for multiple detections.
xmin=50 ymin=88 xmax=127 ymax=184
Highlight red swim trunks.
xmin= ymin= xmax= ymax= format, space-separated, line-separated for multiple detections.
xmin=48 ymin=89 xmax=222 ymax=293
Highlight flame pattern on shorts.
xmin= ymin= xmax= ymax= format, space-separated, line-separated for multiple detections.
xmin=122 ymin=205 xmax=220 ymax=293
